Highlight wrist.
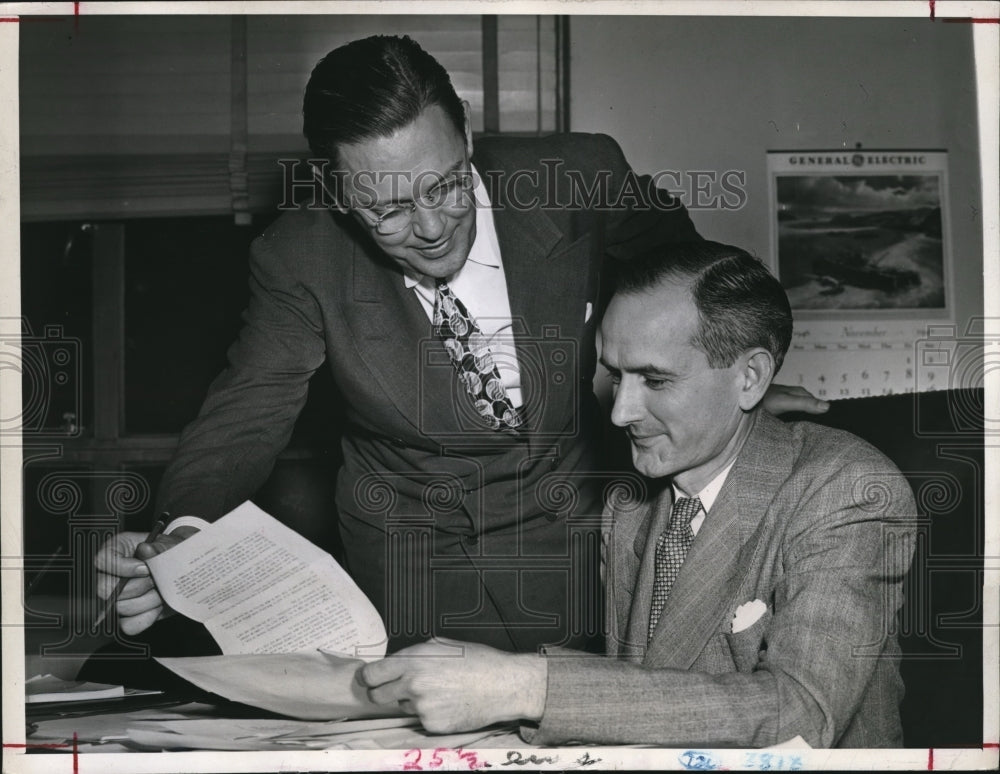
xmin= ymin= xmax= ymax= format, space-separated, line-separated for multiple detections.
xmin=514 ymin=653 xmax=548 ymax=722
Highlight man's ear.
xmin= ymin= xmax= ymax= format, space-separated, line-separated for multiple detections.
xmin=737 ymin=348 xmax=775 ymax=411
xmin=461 ymin=99 xmax=474 ymax=156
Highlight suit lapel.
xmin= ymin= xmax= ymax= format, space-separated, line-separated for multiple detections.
xmin=493 ymin=202 xmax=564 ymax=344
xmin=474 ymin=142 xmax=567 ymax=327
xmin=477 ymin=146 xmax=592 ymax=437
xmin=344 ymin=232 xmax=454 ymax=435
xmin=618 ymin=485 xmax=673 ymax=660
xmin=603 ymin=478 xmax=675 ymax=660
xmin=643 ymin=412 xmax=794 ymax=669
xmin=491 ymin=178 xmax=564 ymax=433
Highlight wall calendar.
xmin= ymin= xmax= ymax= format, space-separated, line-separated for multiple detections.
xmin=780 ymin=321 xmax=980 ymax=400
xmin=766 ymin=149 xmax=961 ymax=399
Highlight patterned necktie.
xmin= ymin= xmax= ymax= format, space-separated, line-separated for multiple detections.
xmin=433 ymin=280 xmax=522 ymax=431
xmin=648 ymin=496 xmax=702 ymax=643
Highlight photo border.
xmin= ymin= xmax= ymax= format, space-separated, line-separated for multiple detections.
xmin=1 ymin=2 xmax=996 ymax=772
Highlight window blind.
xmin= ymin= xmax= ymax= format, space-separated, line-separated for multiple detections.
xmin=20 ymin=14 xmax=562 ymax=222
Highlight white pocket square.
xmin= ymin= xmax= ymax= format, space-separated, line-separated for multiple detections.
xmin=732 ymin=599 xmax=768 ymax=633
xmin=585 ymin=302 xmax=593 ymax=322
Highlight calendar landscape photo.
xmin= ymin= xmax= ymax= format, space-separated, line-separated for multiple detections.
xmin=774 ymin=174 xmax=946 ymax=311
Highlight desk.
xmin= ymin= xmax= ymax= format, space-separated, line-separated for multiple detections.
xmin=27 ymin=699 xmax=522 ymax=753
xmin=23 ymin=696 xmax=975 ymax=772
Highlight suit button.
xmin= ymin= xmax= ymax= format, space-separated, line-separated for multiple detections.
xmin=463 ymin=533 xmax=479 ymax=546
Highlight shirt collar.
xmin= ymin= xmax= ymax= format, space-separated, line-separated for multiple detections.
xmin=402 ymin=163 xmax=496 ymax=289
xmin=672 ymin=459 xmax=736 ymax=514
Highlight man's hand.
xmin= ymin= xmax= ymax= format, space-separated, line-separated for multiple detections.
xmin=359 ymin=638 xmax=548 ymax=734
xmin=93 ymin=526 xmax=198 ymax=635
xmin=762 ymin=384 xmax=829 ymax=416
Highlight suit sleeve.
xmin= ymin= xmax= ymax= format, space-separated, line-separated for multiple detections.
xmin=587 ymin=133 xmax=703 ymax=259
xmin=154 ymin=233 xmax=326 ymax=520
xmin=526 ymin=454 xmax=916 ymax=748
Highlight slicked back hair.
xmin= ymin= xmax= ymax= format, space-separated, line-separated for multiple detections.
xmin=303 ymin=35 xmax=467 ymax=165
xmin=616 ymin=241 xmax=793 ymax=373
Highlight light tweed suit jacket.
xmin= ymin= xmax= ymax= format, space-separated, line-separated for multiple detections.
xmin=528 ymin=410 xmax=917 ymax=748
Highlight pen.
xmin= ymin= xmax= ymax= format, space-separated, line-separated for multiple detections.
xmin=93 ymin=513 xmax=170 ymax=628
xmin=25 ymin=545 xmax=64 ymax=598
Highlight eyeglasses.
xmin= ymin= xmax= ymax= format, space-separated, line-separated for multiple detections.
xmin=353 ymin=171 xmax=477 ymax=236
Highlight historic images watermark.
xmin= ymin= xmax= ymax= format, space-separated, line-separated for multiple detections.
xmin=275 ymin=159 xmax=748 ymax=213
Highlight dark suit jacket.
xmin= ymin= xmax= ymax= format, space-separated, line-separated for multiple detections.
xmin=155 ymin=133 xmax=701 ymax=652
xmin=531 ymin=410 xmax=917 ymax=747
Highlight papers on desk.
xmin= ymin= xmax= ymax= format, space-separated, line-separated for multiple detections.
xmin=146 ymin=501 xmax=386 ymax=659
xmin=123 ymin=714 xmax=427 ymax=750
xmin=31 ymin=701 xmax=521 ymax=751
xmin=125 ymin=718 xmax=518 ymax=751
xmin=28 ymin=705 xmax=202 ymax=751
xmin=26 ymin=674 xmax=125 ymax=703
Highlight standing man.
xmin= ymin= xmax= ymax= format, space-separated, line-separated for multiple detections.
xmin=95 ymin=36 xmax=821 ymax=654
xmin=361 ymin=242 xmax=916 ymax=748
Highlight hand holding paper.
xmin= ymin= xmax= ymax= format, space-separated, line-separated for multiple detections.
xmin=145 ymin=502 xmax=386 ymax=658
xmin=360 ymin=638 xmax=548 ymax=733
xmin=143 ymin=502 xmax=390 ymax=720
xmin=93 ymin=528 xmax=195 ymax=634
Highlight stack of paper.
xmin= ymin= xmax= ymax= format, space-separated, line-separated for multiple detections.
xmin=31 ymin=699 xmax=521 ymax=751
xmin=26 ymin=674 xmax=124 ymax=703
xmin=124 ymin=715 xmax=521 ymax=751
xmin=27 ymin=704 xmax=208 ymax=751
xmin=125 ymin=715 xmax=421 ymax=750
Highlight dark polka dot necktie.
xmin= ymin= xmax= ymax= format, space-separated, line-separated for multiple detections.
xmin=648 ymin=496 xmax=702 ymax=644
xmin=433 ymin=280 xmax=522 ymax=431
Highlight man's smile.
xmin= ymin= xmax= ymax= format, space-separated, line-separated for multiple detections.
xmin=414 ymin=234 xmax=453 ymax=257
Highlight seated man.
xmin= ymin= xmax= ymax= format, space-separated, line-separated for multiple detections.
xmin=360 ymin=240 xmax=917 ymax=748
